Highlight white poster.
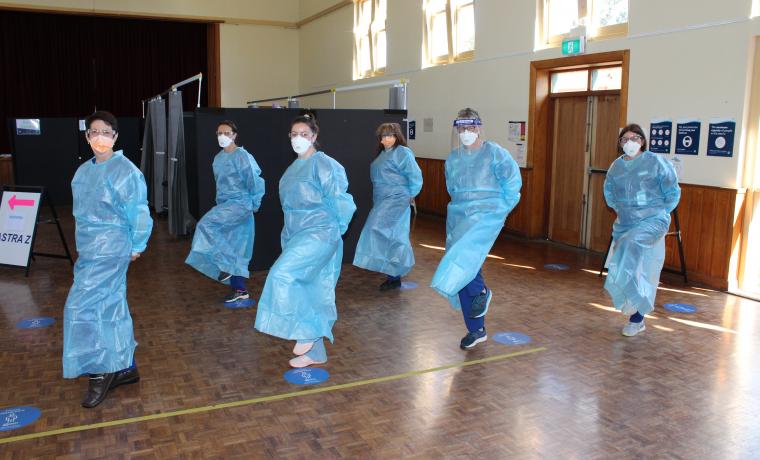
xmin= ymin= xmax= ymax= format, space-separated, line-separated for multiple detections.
xmin=0 ymin=191 xmax=41 ymax=267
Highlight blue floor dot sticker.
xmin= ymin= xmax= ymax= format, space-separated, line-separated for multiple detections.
xmin=544 ymin=263 xmax=569 ymax=271
xmin=493 ymin=332 xmax=532 ymax=346
xmin=284 ymin=367 xmax=329 ymax=385
xmin=224 ymin=299 xmax=255 ymax=309
xmin=0 ymin=406 xmax=41 ymax=431
xmin=16 ymin=317 xmax=55 ymax=329
xmin=400 ymin=281 xmax=418 ymax=290
xmin=664 ymin=303 xmax=697 ymax=313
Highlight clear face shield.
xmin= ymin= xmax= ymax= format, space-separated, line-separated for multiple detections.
xmin=451 ymin=118 xmax=484 ymax=154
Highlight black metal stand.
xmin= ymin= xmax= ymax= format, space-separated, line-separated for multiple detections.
xmin=598 ymin=207 xmax=687 ymax=283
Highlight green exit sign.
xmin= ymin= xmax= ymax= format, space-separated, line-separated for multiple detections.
xmin=562 ymin=37 xmax=586 ymax=55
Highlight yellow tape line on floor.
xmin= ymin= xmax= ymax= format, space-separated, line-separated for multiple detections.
xmin=0 ymin=346 xmax=545 ymax=445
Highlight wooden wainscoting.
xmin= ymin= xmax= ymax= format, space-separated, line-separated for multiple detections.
xmin=665 ymin=184 xmax=745 ymax=290
xmin=415 ymin=157 xmax=532 ymax=235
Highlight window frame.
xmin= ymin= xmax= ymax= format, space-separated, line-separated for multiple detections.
xmin=537 ymin=0 xmax=628 ymax=49
xmin=423 ymin=0 xmax=475 ymax=68
xmin=353 ymin=0 xmax=387 ymax=80
xmin=549 ymin=64 xmax=623 ymax=96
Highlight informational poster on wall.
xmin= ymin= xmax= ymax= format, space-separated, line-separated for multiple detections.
xmin=706 ymin=119 xmax=735 ymax=157
xmin=675 ymin=119 xmax=700 ymax=155
xmin=0 ymin=190 xmax=41 ymax=267
xmin=649 ymin=119 xmax=672 ymax=153
xmin=506 ymin=121 xmax=527 ymax=167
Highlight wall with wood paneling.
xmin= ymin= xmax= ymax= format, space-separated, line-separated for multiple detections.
xmin=664 ymin=184 xmax=745 ymax=290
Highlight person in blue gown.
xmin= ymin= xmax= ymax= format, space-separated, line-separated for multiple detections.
xmin=430 ymin=108 xmax=522 ymax=350
xmin=255 ymin=115 xmax=356 ymax=368
xmin=353 ymin=122 xmax=422 ymax=290
xmin=604 ymin=123 xmax=681 ymax=336
xmin=185 ymin=120 xmax=265 ymax=305
xmin=63 ymin=111 xmax=153 ymax=408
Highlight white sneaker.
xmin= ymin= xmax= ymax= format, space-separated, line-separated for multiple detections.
xmin=622 ymin=320 xmax=646 ymax=337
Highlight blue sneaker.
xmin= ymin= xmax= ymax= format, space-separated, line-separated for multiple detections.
xmin=469 ymin=288 xmax=492 ymax=319
xmin=224 ymin=290 xmax=249 ymax=303
xmin=460 ymin=328 xmax=487 ymax=349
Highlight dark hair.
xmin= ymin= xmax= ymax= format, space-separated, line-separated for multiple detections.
xmin=618 ymin=123 xmax=648 ymax=154
xmin=456 ymin=107 xmax=481 ymax=121
xmin=375 ymin=122 xmax=408 ymax=154
xmin=85 ymin=110 xmax=118 ymax=132
xmin=291 ymin=113 xmax=321 ymax=150
xmin=217 ymin=120 xmax=238 ymax=133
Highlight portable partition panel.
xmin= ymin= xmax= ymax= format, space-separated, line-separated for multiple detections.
xmin=190 ymin=108 xmax=407 ymax=271
xmin=11 ymin=117 xmax=141 ymax=205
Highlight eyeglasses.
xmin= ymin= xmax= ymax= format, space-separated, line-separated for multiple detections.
xmin=619 ymin=134 xmax=642 ymax=145
xmin=380 ymin=133 xmax=395 ymax=138
xmin=456 ymin=126 xmax=479 ymax=133
xmin=87 ymin=129 xmax=116 ymax=138
xmin=289 ymin=131 xmax=312 ymax=139
xmin=216 ymin=131 xmax=234 ymax=136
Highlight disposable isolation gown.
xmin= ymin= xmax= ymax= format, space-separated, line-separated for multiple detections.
xmin=255 ymin=152 xmax=356 ymax=342
xmin=430 ymin=141 xmax=522 ymax=309
xmin=353 ymin=145 xmax=423 ymax=276
xmin=63 ymin=151 xmax=153 ymax=378
xmin=186 ymin=147 xmax=265 ymax=280
xmin=603 ymin=150 xmax=680 ymax=315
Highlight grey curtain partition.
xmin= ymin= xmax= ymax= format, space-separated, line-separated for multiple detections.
xmin=141 ymin=98 xmax=168 ymax=212
xmin=167 ymin=91 xmax=196 ymax=236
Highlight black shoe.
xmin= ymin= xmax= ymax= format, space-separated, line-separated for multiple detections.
xmin=82 ymin=372 xmax=117 ymax=408
xmin=460 ymin=328 xmax=487 ymax=350
xmin=469 ymin=288 xmax=492 ymax=319
xmin=379 ymin=278 xmax=402 ymax=291
xmin=81 ymin=367 xmax=140 ymax=409
xmin=224 ymin=290 xmax=250 ymax=303
xmin=113 ymin=366 xmax=140 ymax=388
xmin=218 ymin=271 xmax=232 ymax=282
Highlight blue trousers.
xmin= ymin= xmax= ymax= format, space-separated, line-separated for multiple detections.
xmin=230 ymin=275 xmax=247 ymax=291
xmin=458 ymin=269 xmax=485 ymax=333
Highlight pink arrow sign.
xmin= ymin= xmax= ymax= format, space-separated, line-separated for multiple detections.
xmin=8 ymin=195 xmax=35 ymax=210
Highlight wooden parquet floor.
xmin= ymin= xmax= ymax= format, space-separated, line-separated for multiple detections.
xmin=1 ymin=212 xmax=759 ymax=459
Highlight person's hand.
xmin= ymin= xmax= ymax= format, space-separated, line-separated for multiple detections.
xmin=131 ymin=253 xmax=141 ymax=261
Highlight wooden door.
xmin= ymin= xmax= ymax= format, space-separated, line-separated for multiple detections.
xmin=586 ymin=95 xmax=621 ymax=252
xmin=549 ymin=96 xmax=588 ymax=246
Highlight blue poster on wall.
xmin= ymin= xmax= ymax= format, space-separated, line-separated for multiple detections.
xmin=706 ymin=119 xmax=735 ymax=157
xmin=675 ymin=119 xmax=700 ymax=155
xmin=649 ymin=119 xmax=672 ymax=153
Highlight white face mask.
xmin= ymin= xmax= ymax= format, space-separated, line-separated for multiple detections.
xmin=459 ymin=131 xmax=478 ymax=146
xmin=218 ymin=134 xmax=233 ymax=148
xmin=291 ymin=136 xmax=312 ymax=155
xmin=622 ymin=140 xmax=641 ymax=158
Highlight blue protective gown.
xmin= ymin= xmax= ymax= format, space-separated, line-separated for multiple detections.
xmin=185 ymin=147 xmax=265 ymax=280
xmin=63 ymin=151 xmax=153 ymax=378
xmin=353 ymin=145 xmax=423 ymax=277
xmin=255 ymin=151 xmax=356 ymax=342
xmin=430 ymin=141 xmax=522 ymax=309
xmin=603 ymin=150 xmax=680 ymax=315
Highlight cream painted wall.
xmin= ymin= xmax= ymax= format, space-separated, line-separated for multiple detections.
xmin=219 ymin=24 xmax=299 ymax=107
xmin=294 ymin=0 xmax=758 ymax=189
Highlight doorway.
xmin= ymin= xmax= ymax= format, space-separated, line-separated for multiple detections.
xmin=548 ymin=68 xmax=623 ymax=251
